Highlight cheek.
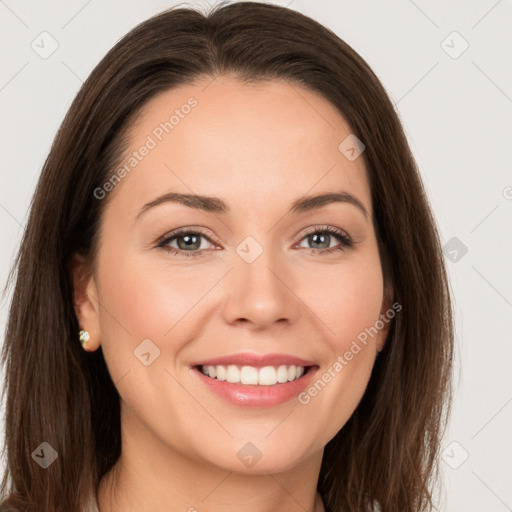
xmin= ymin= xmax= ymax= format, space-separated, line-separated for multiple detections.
xmin=94 ymin=247 xmax=213 ymax=364
xmin=296 ymin=253 xmax=383 ymax=428
xmin=301 ymin=254 xmax=384 ymax=349
xmin=98 ymin=245 xmax=199 ymax=327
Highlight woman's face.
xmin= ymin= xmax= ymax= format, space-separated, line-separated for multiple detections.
xmin=77 ymin=75 xmax=392 ymax=474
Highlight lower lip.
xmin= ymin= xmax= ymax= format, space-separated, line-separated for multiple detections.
xmin=192 ymin=366 xmax=319 ymax=408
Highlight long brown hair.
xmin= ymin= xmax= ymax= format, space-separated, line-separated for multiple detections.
xmin=0 ymin=2 xmax=454 ymax=510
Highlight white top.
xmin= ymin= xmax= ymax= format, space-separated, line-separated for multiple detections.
xmin=83 ymin=493 xmax=100 ymax=512
xmin=83 ymin=492 xmax=378 ymax=511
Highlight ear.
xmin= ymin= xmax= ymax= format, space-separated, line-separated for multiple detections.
xmin=376 ymin=280 xmax=395 ymax=353
xmin=69 ymin=254 xmax=101 ymax=352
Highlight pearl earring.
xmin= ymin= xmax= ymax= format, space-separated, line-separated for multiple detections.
xmin=79 ymin=329 xmax=91 ymax=348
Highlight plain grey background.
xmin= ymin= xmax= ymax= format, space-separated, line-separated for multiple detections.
xmin=1 ymin=1 xmax=511 ymax=510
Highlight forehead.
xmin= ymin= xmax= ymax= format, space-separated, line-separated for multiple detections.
xmin=108 ymin=75 xmax=371 ymax=219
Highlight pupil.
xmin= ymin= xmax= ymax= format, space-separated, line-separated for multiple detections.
xmin=310 ymin=233 xmax=329 ymax=249
xmin=178 ymin=234 xmax=200 ymax=250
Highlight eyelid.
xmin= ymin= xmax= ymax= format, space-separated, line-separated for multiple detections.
xmin=156 ymin=226 xmax=219 ymax=247
xmin=298 ymin=224 xmax=351 ymax=241
xmin=157 ymin=224 xmax=351 ymax=243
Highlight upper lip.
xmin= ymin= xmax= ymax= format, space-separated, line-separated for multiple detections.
xmin=192 ymin=352 xmax=316 ymax=368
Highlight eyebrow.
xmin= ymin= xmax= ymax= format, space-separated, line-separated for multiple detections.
xmin=135 ymin=190 xmax=369 ymax=221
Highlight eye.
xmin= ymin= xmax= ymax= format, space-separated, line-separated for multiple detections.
xmin=156 ymin=225 xmax=353 ymax=258
xmin=296 ymin=225 xmax=353 ymax=255
xmin=157 ymin=228 xmax=216 ymax=258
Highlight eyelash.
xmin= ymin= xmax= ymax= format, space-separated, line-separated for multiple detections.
xmin=156 ymin=225 xmax=353 ymax=258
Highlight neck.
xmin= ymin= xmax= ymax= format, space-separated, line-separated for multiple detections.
xmin=97 ymin=405 xmax=325 ymax=512
xmin=98 ymin=463 xmax=326 ymax=512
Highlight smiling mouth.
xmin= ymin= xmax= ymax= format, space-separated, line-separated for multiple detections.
xmin=195 ymin=364 xmax=316 ymax=386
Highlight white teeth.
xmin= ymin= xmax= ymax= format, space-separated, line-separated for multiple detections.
xmin=199 ymin=364 xmax=307 ymax=385
xmin=216 ymin=365 xmax=227 ymax=381
xmin=240 ymin=366 xmax=259 ymax=385
xmin=226 ymin=365 xmax=239 ymax=383
xmin=258 ymin=366 xmax=276 ymax=385
xmin=276 ymin=365 xmax=289 ymax=383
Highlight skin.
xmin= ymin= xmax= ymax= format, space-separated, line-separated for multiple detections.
xmin=71 ymin=74 xmax=393 ymax=512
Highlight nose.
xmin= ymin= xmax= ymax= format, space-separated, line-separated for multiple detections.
xmin=221 ymin=241 xmax=301 ymax=330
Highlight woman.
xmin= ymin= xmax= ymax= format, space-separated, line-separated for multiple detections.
xmin=0 ymin=2 xmax=454 ymax=511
